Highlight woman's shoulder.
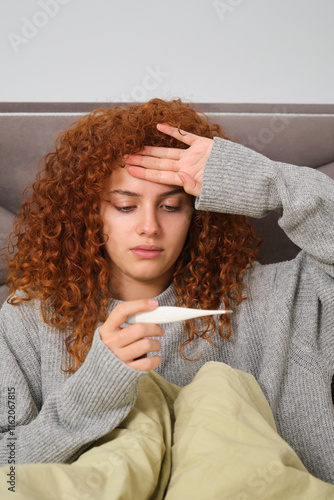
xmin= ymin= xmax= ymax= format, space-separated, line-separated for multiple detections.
xmin=1 ymin=291 xmax=44 ymax=322
xmin=243 ymin=251 xmax=309 ymax=299
xmin=0 ymin=292 xmax=46 ymax=354
xmin=249 ymin=251 xmax=307 ymax=276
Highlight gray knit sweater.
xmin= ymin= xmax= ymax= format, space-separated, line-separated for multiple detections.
xmin=1 ymin=138 xmax=334 ymax=484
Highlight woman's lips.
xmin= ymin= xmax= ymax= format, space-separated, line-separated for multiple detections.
xmin=131 ymin=246 xmax=164 ymax=259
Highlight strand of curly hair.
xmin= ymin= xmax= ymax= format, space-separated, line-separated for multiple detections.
xmin=3 ymin=98 xmax=261 ymax=372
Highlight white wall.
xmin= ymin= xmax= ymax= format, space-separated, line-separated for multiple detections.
xmin=1 ymin=0 xmax=334 ymax=103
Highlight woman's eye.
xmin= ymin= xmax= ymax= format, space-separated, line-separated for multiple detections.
xmin=114 ymin=204 xmax=181 ymax=213
xmin=162 ymin=205 xmax=181 ymax=212
xmin=115 ymin=206 xmax=135 ymax=212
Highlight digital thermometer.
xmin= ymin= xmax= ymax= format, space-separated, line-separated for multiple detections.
xmin=126 ymin=306 xmax=232 ymax=324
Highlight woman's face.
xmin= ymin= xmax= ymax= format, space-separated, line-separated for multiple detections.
xmin=100 ymin=166 xmax=193 ymax=297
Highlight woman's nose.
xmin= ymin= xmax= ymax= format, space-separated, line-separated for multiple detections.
xmin=136 ymin=209 xmax=161 ymax=236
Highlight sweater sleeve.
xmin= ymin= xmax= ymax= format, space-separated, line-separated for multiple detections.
xmin=0 ymin=299 xmax=143 ymax=465
xmin=195 ymin=137 xmax=334 ymax=273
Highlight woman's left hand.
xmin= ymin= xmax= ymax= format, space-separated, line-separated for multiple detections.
xmin=124 ymin=124 xmax=214 ymax=197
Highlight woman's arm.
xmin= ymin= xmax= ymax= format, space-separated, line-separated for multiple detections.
xmin=0 ymin=299 xmax=145 ymax=465
xmin=197 ymin=137 xmax=334 ymax=270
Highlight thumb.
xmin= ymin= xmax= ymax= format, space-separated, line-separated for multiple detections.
xmin=177 ymin=171 xmax=201 ymax=197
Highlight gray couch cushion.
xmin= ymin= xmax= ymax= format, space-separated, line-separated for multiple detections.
xmin=0 ymin=206 xmax=15 ymax=285
xmin=317 ymin=161 xmax=334 ymax=180
xmin=0 ymin=114 xmax=78 ymax=215
xmin=0 ymin=285 xmax=9 ymax=305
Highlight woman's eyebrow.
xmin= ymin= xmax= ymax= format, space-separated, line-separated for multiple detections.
xmin=158 ymin=188 xmax=185 ymax=197
xmin=109 ymin=188 xmax=185 ymax=197
xmin=109 ymin=189 xmax=140 ymax=197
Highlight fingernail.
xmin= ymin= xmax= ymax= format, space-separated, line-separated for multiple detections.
xmin=148 ymin=299 xmax=158 ymax=306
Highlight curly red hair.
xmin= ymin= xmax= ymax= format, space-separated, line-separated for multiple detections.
xmin=4 ymin=98 xmax=260 ymax=371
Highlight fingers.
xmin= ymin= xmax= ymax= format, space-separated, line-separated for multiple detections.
xmin=127 ymin=166 xmax=183 ymax=186
xmin=120 ymin=336 xmax=162 ymax=362
xmin=127 ymin=166 xmax=201 ymax=197
xmin=129 ymin=355 xmax=162 ymax=372
xmin=99 ymin=299 xmax=165 ymax=372
xmin=123 ymin=124 xmax=198 ymax=167
xmin=109 ymin=322 xmax=164 ymax=351
xmin=110 ymin=323 xmax=163 ymax=371
xmin=156 ymin=123 xmax=198 ymax=145
xmin=102 ymin=322 xmax=163 ymax=367
xmin=123 ymin=123 xmax=208 ymax=197
xmin=129 ymin=145 xmax=182 ymax=161
xmin=125 ymin=154 xmax=180 ymax=171
xmin=101 ymin=299 xmax=158 ymax=334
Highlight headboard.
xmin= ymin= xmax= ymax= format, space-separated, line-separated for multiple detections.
xmin=1 ymin=102 xmax=334 ymax=306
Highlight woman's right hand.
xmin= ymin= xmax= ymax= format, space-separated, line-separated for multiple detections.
xmin=98 ymin=299 xmax=164 ymax=372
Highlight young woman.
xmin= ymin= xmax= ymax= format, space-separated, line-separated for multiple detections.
xmin=0 ymin=99 xmax=333 ymax=484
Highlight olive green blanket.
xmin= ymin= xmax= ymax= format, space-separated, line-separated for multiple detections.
xmin=1 ymin=362 xmax=333 ymax=499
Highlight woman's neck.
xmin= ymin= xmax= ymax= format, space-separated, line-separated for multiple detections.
xmin=109 ymin=273 xmax=173 ymax=301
